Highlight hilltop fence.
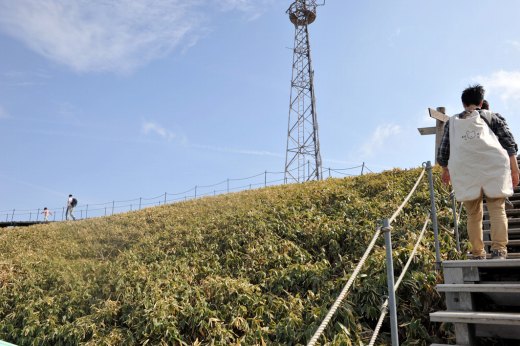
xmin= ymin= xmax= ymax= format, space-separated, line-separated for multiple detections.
xmin=1 ymin=163 xmax=373 ymax=223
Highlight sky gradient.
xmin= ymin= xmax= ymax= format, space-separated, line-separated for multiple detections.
xmin=2 ymin=0 xmax=520 ymax=215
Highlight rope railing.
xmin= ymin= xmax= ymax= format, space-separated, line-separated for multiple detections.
xmin=367 ymin=217 xmax=430 ymax=346
xmin=1 ymin=164 xmax=372 ymax=223
xmin=307 ymin=166 xmax=427 ymax=346
xmin=389 ymin=168 xmax=426 ymax=223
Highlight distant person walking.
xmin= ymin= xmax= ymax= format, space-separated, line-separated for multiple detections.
xmin=41 ymin=207 xmax=53 ymax=222
xmin=437 ymin=84 xmax=519 ymax=260
xmin=66 ymin=194 xmax=77 ymax=221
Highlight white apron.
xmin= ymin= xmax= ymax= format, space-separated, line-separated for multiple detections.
xmin=448 ymin=110 xmax=512 ymax=201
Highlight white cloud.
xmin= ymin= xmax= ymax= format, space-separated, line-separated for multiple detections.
xmin=142 ymin=121 xmax=177 ymax=142
xmin=506 ymin=40 xmax=520 ymax=51
xmin=387 ymin=28 xmax=401 ymax=47
xmin=1 ymin=69 xmax=51 ymax=87
xmin=140 ymin=120 xmax=280 ymax=156
xmin=0 ymin=0 xmax=275 ymax=74
xmin=475 ymin=70 xmax=520 ymax=102
xmin=360 ymin=124 xmax=401 ymax=157
xmin=0 ymin=1 xmax=200 ymax=73
xmin=190 ymin=143 xmax=283 ymax=157
xmin=0 ymin=105 xmax=10 ymax=119
xmin=217 ymin=0 xmax=275 ymax=20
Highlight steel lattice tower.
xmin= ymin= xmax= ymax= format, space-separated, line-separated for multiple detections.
xmin=284 ymin=0 xmax=324 ymax=183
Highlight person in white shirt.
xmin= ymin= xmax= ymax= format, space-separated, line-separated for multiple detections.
xmin=41 ymin=207 xmax=52 ymax=222
xmin=66 ymin=194 xmax=76 ymax=221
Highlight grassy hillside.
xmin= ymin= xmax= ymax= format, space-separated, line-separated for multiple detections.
xmin=0 ymin=168 xmax=462 ymax=345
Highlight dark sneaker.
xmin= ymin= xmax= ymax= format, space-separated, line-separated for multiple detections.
xmin=473 ymin=254 xmax=486 ymax=260
xmin=491 ymin=249 xmax=507 ymax=260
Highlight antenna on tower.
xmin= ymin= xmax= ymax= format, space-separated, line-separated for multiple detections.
xmin=284 ymin=0 xmax=324 ymax=183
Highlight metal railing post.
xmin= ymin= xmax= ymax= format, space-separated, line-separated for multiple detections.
xmin=112 ymin=201 xmax=115 ymax=215
xmin=11 ymin=209 xmax=15 ymax=222
xmin=164 ymin=192 xmax=167 ymax=205
xmin=86 ymin=204 xmax=89 ymax=219
xmin=425 ymin=161 xmax=442 ymax=271
xmin=265 ymin=171 xmax=267 ymax=187
xmin=382 ymin=218 xmax=399 ymax=346
xmin=36 ymin=208 xmax=40 ymax=221
xmin=194 ymin=186 xmax=197 ymax=199
xmin=451 ymin=191 xmax=461 ymax=252
xmin=139 ymin=197 xmax=142 ymax=210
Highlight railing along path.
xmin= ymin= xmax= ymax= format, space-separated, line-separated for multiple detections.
xmin=1 ymin=164 xmax=371 ymax=224
xmin=307 ymin=167 xmax=427 ymax=346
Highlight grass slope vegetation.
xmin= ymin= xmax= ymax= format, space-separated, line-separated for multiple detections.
xmin=0 ymin=168 xmax=461 ymax=345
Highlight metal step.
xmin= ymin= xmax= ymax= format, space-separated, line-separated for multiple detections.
xmin=484 ymin=228 xmax=520 ymax=235
xmin=484 ymin=217 xmax=520 ymax=225
xmin=484 ymin=209 xmax=520 ymax=216
xmin=443 ymin=259 xmax=520 ymax=268
xmin=484 ymin=239 xmax=520 ymax=246
xmin=430 ymin=311 xmax=520 ymax=325
xmin=467 ymin=253 xmax=520 ymax=259
xmin=436 ymin=283 xmax=520 ymax=293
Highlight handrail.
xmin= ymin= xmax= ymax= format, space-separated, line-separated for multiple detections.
xmin=1 ymin=164 xmax=372 ymax=223
xmin=389 ymin=168 xmax=426 ymax=224
xmin=306 ymin=226 xmax=383 ymax=346
xmin=307 ymin=166 xmax=426 ymax=346
xmin=368 ymin=217 xmax=430 ymax=345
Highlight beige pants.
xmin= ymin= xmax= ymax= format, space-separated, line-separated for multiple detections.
xmin=464 ymin=191 xmax=508 ymax=256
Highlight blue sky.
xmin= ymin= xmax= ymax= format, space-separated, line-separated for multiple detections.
xmin=2 ymin=0 xmax=520 ymax=216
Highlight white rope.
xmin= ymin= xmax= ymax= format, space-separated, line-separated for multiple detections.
xmin=367 ymin=217 xmax=430 ymax=346
xmin=307 ymin=168 xmax=427 ymax=346
xmin=389 ymin=168 xmax=426 ymax=224
xmin=307 ymin=226 xmax=382 ymax=346
xmin=307 ymin=168 xmax=426 ymax=346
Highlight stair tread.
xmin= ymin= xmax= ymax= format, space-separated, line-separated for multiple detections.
xmin=484 ymin=210 xmax=520 ymax=215
xmin=484 ymin=228 xmax=520 ymax=234
xmin=436 ymin=283 xmax=520 ymax=293
xmin=430 ymin=311 xmax=520 ymax=325
xmin=484 ymin=239 xmax=520 ymax=245
xmin=484 ymin=217 xmax=520 ymax=224
xmin=443 ymin=259 xmax=520 ymax=268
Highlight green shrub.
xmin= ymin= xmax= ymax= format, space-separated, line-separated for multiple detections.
xmin=0 ymin=167 xmax=457 ymax=345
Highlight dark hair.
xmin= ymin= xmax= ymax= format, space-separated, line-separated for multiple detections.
xmin=481 ymin=99 xmax=490 ymax=110
xmin=461 ymin=84 xmax=485 ymax=106
xmin=69 ymin=194 xmax=73 ymax=197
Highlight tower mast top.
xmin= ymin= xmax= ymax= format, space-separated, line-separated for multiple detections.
xmin=287 ymin=0 xmax=325 ymax=26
